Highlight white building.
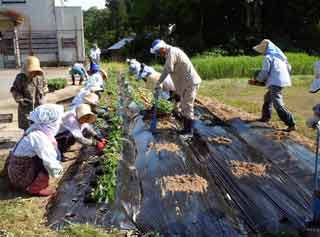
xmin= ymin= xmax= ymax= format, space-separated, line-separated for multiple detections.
xmin=0 ymin=0 xmax=85 ymax=68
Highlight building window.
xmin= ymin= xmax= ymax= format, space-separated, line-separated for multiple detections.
xmin=2 ymin=0 xmax=26 ymax=3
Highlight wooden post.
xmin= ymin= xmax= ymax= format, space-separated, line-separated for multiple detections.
xmin=74 ymin=16 xmax=79 ymax=61
xmin=13 ymin=27 xmax=21 ymax=68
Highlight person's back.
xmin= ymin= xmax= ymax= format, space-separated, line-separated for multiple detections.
xmin=264 ymin=55 xmax=291 ymax=88
xmin=166 ymin=46 xmax=201 ymax=94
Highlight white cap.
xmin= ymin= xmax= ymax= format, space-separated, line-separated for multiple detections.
xmin=150 ymin=40 xmax=167 ymax=54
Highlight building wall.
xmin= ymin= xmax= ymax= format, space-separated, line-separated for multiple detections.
xmin=1 ymin=0 xmax=57 ymax=32
xmin=55 ymin=7 xmax=85 ymax=64
xmin=0 ymin=0 xmax=84 ymax=67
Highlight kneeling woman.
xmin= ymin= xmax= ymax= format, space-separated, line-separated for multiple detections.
xmin=6 ymin=104 xmax=64 ymax=196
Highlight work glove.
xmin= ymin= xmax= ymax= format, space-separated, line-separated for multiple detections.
xmin=49 ymin=167 xmax=63 ymax=178
xmin=96 ymin=141 xmax=106 ymax=152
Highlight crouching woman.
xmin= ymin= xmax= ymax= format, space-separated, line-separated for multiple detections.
xmin=5 ymin=104 xmax=64 ymax=196
xmin=56 ymin=104 xmax=106 ymax=154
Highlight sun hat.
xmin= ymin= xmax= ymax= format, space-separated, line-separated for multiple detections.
xmin=150 ymin=39 xmax=167 ymax=54
xmin=83 ymin=93 xmax=99 ymax=106
xmin=76 ymin=104 xmax=96 ymax=124
xmin=25 ymin=56 xmax=43 ymax=74
xmin=253 ymin=39 xmax=269 ymax=54
xmin=100 ymin=69 xmax=108 ymax=80
xmin=89 ymin=85 xmax=104 ymax=93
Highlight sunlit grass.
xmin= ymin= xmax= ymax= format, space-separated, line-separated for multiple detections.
xmin=199 ymin=75 xmax=317 ymax=140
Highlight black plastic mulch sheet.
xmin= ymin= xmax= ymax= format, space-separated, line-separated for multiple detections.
xmin=47 ymin=78 xmax=316 ymax=236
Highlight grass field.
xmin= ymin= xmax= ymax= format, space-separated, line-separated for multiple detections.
xmin=199 ymin=75 xmax=317 ymax=139
xmin=192 ymin=53 xmax=319 ymax=79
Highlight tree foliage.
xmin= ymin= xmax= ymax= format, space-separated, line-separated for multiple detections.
xmin=83 ymin=0 xmax=320 ymax=57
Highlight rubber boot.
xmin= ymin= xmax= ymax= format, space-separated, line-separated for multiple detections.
xmin=25 ymin=171 xmax=55 ymax=196
xmin=180 ymin=117 xmax=193 ymax=135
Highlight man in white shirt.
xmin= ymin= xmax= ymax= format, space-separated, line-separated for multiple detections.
xmin=90 ymin=43 xmax=101 ymax=65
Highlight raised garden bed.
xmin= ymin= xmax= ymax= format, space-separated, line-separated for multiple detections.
xmin=48 ymin=78 xmax=68 ymax=92
xmin=47 ymin=69 xmax=317 ymax=236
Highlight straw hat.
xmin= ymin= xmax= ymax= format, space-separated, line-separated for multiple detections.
xmin=100 ymin=69 xmax=108 ymax=80
xmin=25 ymin=56 xmax=43 ymax=74
xmin=253 ymin=39 xmax=269 ymax=54
xmin=83 ymin=93 xmax=99 ymax=105
xmin=76 ymin=104 xmax=96 ymax=124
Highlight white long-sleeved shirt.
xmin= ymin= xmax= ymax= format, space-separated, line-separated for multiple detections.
xmin=90 ymin=48 xmax=101 ymax=63
xmin=86 ymin=73 xmax=104 ymax=88
xmin=13 ymin=131 xmax=62 ymax=176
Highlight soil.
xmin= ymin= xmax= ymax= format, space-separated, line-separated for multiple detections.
xmin=208 ymin=136 xmax=232 ymax=145
xmin=147 ymin=142 xmax=181 ymax=154
xmin=230 ymin=160 xmax=268 ymax=178
xmin=160 ymin=175 xmax=208 ymax=194
xmin=157 ymin=119 xmax=178 ymax=129
xmin=197 ymin=95 xmax=316 ymax=151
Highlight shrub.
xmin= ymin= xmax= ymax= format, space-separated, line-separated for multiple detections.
xmin=47 ymin=78 xmax=68 ymax=92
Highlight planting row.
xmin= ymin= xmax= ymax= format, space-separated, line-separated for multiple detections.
xmin=91 ymin=69 xmax=123 ymax=203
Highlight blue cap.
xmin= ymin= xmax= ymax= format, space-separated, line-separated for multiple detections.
xmin=91 ymin=63 xmax=100 ymax=73
xmin=151 ymin=39 xmax=161 ymax=49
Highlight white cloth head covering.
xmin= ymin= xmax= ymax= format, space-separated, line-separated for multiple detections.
xmin=150 ymin=40 xmax=168 ymax=54
xmin=28 ymin=104 xmax=64 ymax=136
xmin=29 ymin=104 xmax=64 ymax=125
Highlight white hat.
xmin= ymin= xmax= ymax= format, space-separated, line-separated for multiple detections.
xmin=310 ymin=79 xmax=320 ymax=93
xmin=90 ymin=86 xmax=104 ymax=93
xmin=83 ymin=93 xmax=99 ymax=105
xmin=253 ymin=39 xmax=269 ymax=54
xmin=76 ymin=104 xmax=96 ymax=124
xmin=150 ymin=39 xmax=167 ymax=54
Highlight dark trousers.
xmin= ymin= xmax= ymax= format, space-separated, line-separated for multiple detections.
xmin=262 ymin=86 xmax=295 ymax=126
xmin=55 ymin=131 xmax=76 ymax=153
xmin=71 ymin=74 xmax=84 ymax=85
